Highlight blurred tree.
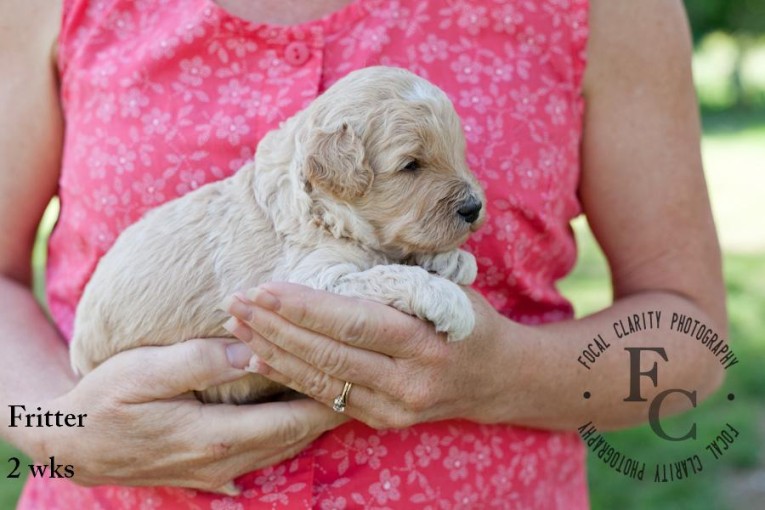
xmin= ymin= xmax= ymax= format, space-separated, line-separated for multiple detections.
xmin=684 ymin=0 xmax=765 ymax=108
xmin=684 ymin=0 xmax=765 ymax=41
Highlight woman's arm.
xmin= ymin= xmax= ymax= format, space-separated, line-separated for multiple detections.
xmin=517 ymin=0 xmax=728 ymax=429
xmin=0 ymin=0 xmax=344 ymax=491
xmin=0 ymin=0 xmax=76 ymax=440
xmin=581 ymin=0 xmax=726 ymax=329
xmin=223 ymin=0 xmax=727 ymax=431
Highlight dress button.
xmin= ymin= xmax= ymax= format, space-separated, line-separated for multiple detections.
xmin=284 ymin=41 xmax=311 ymax=66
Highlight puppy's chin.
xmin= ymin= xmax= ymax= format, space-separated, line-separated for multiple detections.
xmin=383 ymin=227 xmax=473 ymax=259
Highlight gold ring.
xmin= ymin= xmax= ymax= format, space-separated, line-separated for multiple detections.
xmin=332 ymin=381 xmax=353 ymax=413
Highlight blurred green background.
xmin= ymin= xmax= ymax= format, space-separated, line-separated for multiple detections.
xmin=2 ymin=1 xmax=764 ymax=508
xmin=565 ymin=1 xmax=765 ymax=508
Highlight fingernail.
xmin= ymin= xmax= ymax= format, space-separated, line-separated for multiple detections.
xmin=223 ymin=317 xmax=253 ymax=342
xmin=221 ymin=292 xmax=252 ymax=312
xmin=222 ymin=317 xmax=237 ymax=333
xmin=244 ymin=354 xmax=264 ymax=374
xmin=218 ymin=481 xmax=241 ymax=497
xmin=246 ymin=287 xmax=281 ymax=311
xmin=228 ymin=298 xmax=254 ymax=321
xmin=225 ymin=342 xmax=253 ymax=369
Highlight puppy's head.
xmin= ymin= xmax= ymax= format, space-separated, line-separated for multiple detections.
xmin=300 ymin=67 xmax=485 ymax=257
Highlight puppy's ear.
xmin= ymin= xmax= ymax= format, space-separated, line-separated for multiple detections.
xmin=305 ymin=123 xmax=373 ymax=201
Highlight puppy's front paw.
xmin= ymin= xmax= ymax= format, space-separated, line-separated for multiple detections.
xmin=414 ymin=249 xmax=477 ymax=286
xmin=423 ymin=276 xmax=476 ymax=342
xmin=331 ymin=265 xmax=475 ymax=341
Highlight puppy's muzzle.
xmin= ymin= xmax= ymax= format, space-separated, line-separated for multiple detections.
xmin=457 ymin=197 xmax=482 ymax=224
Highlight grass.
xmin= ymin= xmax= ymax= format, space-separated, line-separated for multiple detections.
xmin=1 ymin=112 xmax=763 ymax=508
xmin=0 ymin=443 xmax=30 ymax=509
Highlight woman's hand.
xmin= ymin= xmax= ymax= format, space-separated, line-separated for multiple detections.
xmin=222 ymin=283 xmax=521 ymax=429
xmin=32 ymin=338 xmax=346 ymax=494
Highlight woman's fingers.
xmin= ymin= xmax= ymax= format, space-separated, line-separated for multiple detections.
xmin=205 ymin=398 xmax=347 ymax=448
xmin=209 ymin=431 xmax=322 ymax=494
xmin=51 ymin=340 xmax=347 ymax=491
xmin=222 ymin=288 xmax=442 ymax=427
xmin=224 ymin=299 xmax=396 ymax=393
xmin=239 ymin=283 xmax=429 ymax=358
xmin=91 ymin=338 xmax=248 ymax=402
xmin=224 ymin=319 xmax=374 ymax=406
xmin=222 ymin=323 xmax=408 ymax=428
xmin=193 ymin=399 xmax=345 ymax=492
xmin=131 ymin=403 xmax=333 ymax=495
xmin=92 ymin=337 xmax=348 ymax=440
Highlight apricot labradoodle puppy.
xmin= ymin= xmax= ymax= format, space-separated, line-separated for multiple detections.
xmin=69 ymin=66 xmax=486 ymax=404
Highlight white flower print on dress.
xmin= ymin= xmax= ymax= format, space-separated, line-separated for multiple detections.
xmin=119 ymin=88 xmax=150 ymax=118
xmin=106 ymin=10 xmax=135 ymax=40
xmin=175 ymin=169 xmax=206 ymax=195
xmin=353 ymin=435 xmax=388 ymax=469
xmin=491 ymin=3 xmax=525 ymax=34
xmin=225 ymin=36 xmax=258 ymax=58
xmin=110 ymin=143 xmax=138 ymax=175
xmin=179 ymin=57 xmax=212 ymax=86
xmin=444 ymin=447 xmax=470 ymax=481
xmin=254 ymin=465 xmax=288 ymax=494
xmin=369 ymin=469 xmax=401 ymax=505
xmin=132 ymin=174 xmax=166 ymax=205
xmin=320 ymin=496 xmax=348 ymax=510
xmin=459 ymin=87 xmax=493 ymax=115
xmin=209 ymin=499 xmax=243 ymax=510
xmin=95 ymin=93 xmax=118 ymax=122
xmin=151 ymin=35 xmax=181 ymax=60
xmin=86 ymin=145 xmax=111 ymax=180
xmin=457 ymin=4 xmax=490 ymax=36
xmin=414 ymin=433 xmax=442 ymax=468
xmin=91 ymin=222 xmax=117 ymax=251
xmin=461 ymin=116 xmax=486 ymax=144
xmin=212 ymin=113 xmax=251 ymax=145
xmin=142 ymin=108 xmax=171 ymax=135
xmin=92 ymin=186 xmax=119 ymax=216
xmin=450 ymin=54 xmax=483 ymax=84
xmin=359 ymin=24 xmax=390 ymax=52
xmin=217 ymin=79 xmax=252 ymax=105
xmin=89 ymin=62 xmax=118 ymax=88
xmin=453 ymin=484 xmax=481 ymax=510
xmin=545 ymin=93 xmax=568 ymax=125
xmin=486 ymin=55 xmax=515 ymax=83
xmin=470 ymin=440 xmax=493 ymax=471
xmin=176 ymin=20 xmax=206 ymax=44
xmin=417 ymin=34 xmax=449 ymax=63
xmin=510 ymin=85 xmax=538 ymax=115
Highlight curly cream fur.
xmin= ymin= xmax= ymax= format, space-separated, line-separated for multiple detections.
xmin=69 ymin=66 xmax=486 ymax=404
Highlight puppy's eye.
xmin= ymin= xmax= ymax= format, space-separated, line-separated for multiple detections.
xmin=401 ymin=160 xmax=420 ymax=172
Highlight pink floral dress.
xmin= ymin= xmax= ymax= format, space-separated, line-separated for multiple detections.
xmin=20 ymin=0 xmax=590 ymax=508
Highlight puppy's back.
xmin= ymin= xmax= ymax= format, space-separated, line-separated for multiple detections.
xmin=69 ymin=167 xmax=280 ymax=382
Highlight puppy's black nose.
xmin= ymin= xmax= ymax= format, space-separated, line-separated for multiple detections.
xmin=457 ymin=198 xmax=482 ymax=224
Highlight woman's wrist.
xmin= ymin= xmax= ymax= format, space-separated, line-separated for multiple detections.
xmin=458 ymin=291 xmax=549 ymax=425
xmin=471 ymin=314 xmax=548 ymax=425
xmin=474 ymin=291 xmax=727 ymax=431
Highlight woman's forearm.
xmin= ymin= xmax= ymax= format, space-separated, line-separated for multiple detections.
xmin=489 ymin=290 xmax=728 ymax=431
xmin=0 ymin=276 xmax=77 ymax=453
